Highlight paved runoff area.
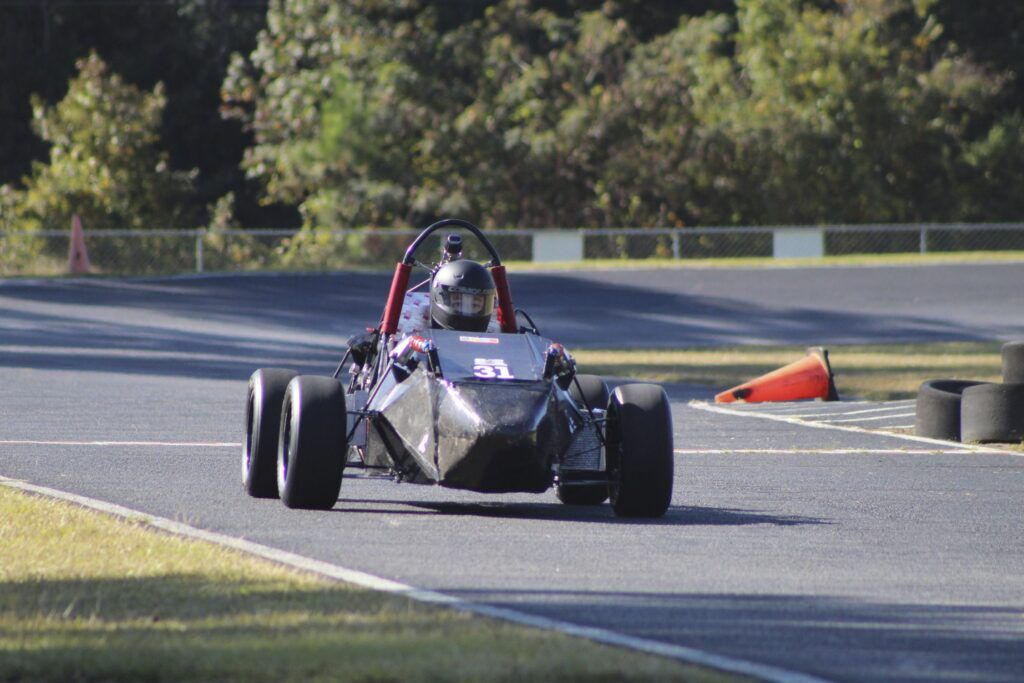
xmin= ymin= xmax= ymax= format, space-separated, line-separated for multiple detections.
xmin=2 ymin=264 xmax=1023 ymax=683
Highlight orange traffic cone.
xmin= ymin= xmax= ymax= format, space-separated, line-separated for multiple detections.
xmin=67 ymin=213 xmax=92 ymax=275
xmin=715 ymin=347 xmax=839 ymax=403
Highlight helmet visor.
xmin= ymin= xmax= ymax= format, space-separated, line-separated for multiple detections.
xmin=441 ymin=288 xmax=495 ymax=317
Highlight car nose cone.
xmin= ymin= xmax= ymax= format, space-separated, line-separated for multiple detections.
xmin=434 ymin=382 xmax=559 ymax=492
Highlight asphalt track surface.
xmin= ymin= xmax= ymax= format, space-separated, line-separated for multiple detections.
xmin=2 ymin=263 xmax=1023 ymax=683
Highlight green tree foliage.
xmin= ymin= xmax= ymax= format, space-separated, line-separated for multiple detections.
xmin=603 ymin=0 xmax=1021 ymax=226
xmin=223 ymin=1 xmax=666 ymax=227
xmin=223 ymin=0 xmax=1022 ymax=228
xmin=0 ymin=184 xmax=44 ymax=275
xmin=720 ymin=0 xmax=1016 ymax=224
xmin=0 ymin=0 xmax=272 ymax=226
xmin=14 ymin=53 xmax=195 ymax=233
xmin=3 ymin=0 xmax=1020 ymax=232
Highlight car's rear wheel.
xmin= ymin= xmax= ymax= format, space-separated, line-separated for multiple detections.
xmin=277 ymin=376 xmax=347 ymax=510
xmin=569 ymin=374 xmax=610 ymax=410
xmin=243 ymin=368 xmax=297 ymax=498
xmin=558 ymin=374 xmax=611 ymax=506
xmin=607 ymin=384 xmax=674 ymax=518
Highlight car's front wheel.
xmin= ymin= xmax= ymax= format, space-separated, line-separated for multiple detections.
xmin=243 ymin=368 xmax=297 ymax=498
xmin=277 ymin=376 xmax=347 ymax=510
xmin=607 ymin=384 xmax=674 ymax=518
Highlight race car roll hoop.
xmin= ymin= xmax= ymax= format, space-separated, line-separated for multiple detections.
xmin=382 ymin=218 xmax=518 ymax=335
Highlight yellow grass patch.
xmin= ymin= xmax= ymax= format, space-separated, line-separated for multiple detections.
xmin=573 ymin=342 xmax=1003 ymax=400
xmin=0 ymin=486 xmax=734 ymax=683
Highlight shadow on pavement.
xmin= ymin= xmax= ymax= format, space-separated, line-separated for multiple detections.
xmin=328 ymin=498 xmax=830 ymax=527
xmin=1 ymin=270 xmax=1017 ymax=381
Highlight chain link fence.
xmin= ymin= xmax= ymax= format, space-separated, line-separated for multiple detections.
xmin=2 ymin=223 xmax=1023 ymax=277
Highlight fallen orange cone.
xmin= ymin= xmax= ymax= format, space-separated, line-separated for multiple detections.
xmin=715 ymin=347 xmax=839 ymax=403
xmin=67 ymin=213 xmax=93 ymax=275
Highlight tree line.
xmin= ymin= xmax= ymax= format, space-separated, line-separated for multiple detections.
xmin=2 ymin=0 xmax=1023 ymax=234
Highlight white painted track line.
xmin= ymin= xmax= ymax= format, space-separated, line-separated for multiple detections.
xmin=0 ymin=476 xmax=832 ymax=683
xmin=782 ymin=405 xmax=915 ymax=419
xmin=743 ymin=400 xmax=914 ymax=414
xmin=0 ymin=439 xmax=240 ymax=448
xmin=690 ymin=401 xmax=1012 ymax=456
xmin=825 ymin=405 xmax=916 ymax=416
xmin=825 ymin=412 xmax=916 ymax=423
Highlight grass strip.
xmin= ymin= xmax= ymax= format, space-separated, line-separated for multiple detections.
xmin=573 ymin=342 xmax=1004 ymax=401
xmin=0 ymin=486 xmax=737 ymax=683
xmin=5 ymin=249 xmax=1024 ymax=280
xmin=507 ymin=250 xmax=1024 ymax=271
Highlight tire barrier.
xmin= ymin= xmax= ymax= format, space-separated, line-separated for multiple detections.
xmin=1002 ymin=341 xmax=1024 ymax=384
xmin=960 ymin=382 xmax=1024 ymax=444
xmin=915 ymin=340 xmax=1024 ymax=444
xmin=914 ymin=379 xmax=988 ymax=441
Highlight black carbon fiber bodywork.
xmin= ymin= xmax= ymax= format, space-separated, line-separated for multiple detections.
xmin=356 ymin=330 xmax=597 ymax=493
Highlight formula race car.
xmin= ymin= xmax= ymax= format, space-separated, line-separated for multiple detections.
xmin=242 ymin=218 xmax=674 ymax=517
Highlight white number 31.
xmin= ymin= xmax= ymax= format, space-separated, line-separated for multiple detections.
xmin=473 ymin=358 xmax=514 ymax=379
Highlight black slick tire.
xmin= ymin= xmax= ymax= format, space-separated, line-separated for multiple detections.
xmin=607 ymin=383 xmax=674 ymax=518
xmin=1002 ymin=342 xmax=1024 ymax=384
xmin=961 ymin=383 xmax=1024 ymax=444
xmin=914 ymin=379 xmax=987 ymax=442
xmin=558 ymin=374 xmax=610 ymax=506
xmin=277 ymin=376 xmax=348 ymax=510
xmin=569 ymin=374 xmax=610 ymax=411
xmin=243 ymin=368 xmax=297 ymax=498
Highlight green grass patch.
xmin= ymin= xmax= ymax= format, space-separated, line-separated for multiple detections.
xmin=0 ymin=486 xmax=737 ymax=683
xmin=573 ymin=342 xmax=1004 ymax=401
xmin=507 ymin=250 xmax=1024 ymax=271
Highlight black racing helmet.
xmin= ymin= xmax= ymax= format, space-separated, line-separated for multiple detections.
xmin=430 ymin=259 xmax=496 ymax=332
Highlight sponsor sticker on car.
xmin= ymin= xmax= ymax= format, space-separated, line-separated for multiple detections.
xmin=459 ymin=335 xmax=500 ymax=344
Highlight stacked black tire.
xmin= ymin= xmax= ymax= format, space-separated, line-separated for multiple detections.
xmin=915 ymin=342 xmax=1024 ymax=444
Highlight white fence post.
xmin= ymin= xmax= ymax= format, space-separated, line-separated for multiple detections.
xmin=195 ymin=230 xmax=204 ymax=273
xmin=532 ymin=230 xmax=584 ymax=262
xmin=773 ymin=227 xmax=825 ymax=259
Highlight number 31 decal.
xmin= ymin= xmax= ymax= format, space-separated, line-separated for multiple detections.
xmin=473 ymin=358 xmax=514 ymax=379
